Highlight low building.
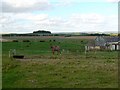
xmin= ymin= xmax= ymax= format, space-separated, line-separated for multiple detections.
xmin=86 ymin=36 xmax=120 ymax=51
xmin=95 ymin=36 xmax=120 ymax=50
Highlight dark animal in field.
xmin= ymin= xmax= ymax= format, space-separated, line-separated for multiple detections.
xmin=51 ymin=46 xmax=61 ymax=55
xmin=13 ymin=55 xmax=24 ymax=59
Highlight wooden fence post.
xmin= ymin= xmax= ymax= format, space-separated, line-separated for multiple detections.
xmin=85 ymin=46 xmax=87 ymax=58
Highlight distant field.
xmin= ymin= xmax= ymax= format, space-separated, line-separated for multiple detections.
xmin=2 ymin=36 xmax=118 ymax=88
xmin=2 ymin=36 xmax=96 ymax=40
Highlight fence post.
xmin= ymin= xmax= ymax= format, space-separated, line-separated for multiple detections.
xmin=9 ymin=50 xmax=11 ymax=58
xmin=12 ymin=49 xmax=16 ymax=55
xmin=85 ymin=46 xmax=87 ymax=58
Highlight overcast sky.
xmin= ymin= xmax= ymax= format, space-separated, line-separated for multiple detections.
xmin=0 ymin=0 xmax=119 ymax=33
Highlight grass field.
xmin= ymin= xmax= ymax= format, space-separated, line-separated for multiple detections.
xmin=2 ymin=36 xmax=118 ymax=88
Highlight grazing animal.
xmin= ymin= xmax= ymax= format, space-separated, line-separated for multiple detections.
xmin=51 ymin=46 xmax=61 ymax=55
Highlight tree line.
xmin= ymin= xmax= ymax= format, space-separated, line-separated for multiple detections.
xmin=33 ymin=30 xmax=51 ymax=34
xmin=1 ymin=30 xmax=113 ymax=36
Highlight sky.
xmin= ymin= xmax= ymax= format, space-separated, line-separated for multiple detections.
xmin=0 ymin=0 xmax=119 ymax=33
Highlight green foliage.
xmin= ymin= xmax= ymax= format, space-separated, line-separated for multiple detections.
xmin=12 ymin=40 xmax=18 ymax=42
xmin=23 ymin=40 xmax=30 ymax=42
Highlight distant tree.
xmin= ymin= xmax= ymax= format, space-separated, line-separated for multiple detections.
xmin=33 ymin=30 xmax=51 ymax=34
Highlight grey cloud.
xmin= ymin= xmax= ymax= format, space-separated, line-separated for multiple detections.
xmin=1 ymin=1 xmax=52 ymax=13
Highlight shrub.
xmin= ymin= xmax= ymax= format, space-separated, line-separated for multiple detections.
xmin=81 ymin=40 xmax=83 ymax=42
xmin=23 ymin=40 xmax=30 ymax=42
xmin=65 ymin=35 xmax=71 ymax=37
xmin=13 ymin=40 xmax=18 ymax=42
xmin=40 ymin=40 xmax=45 ymax=42
xmin=49 ymin=40 xmax=52 ymax=42
xmin=26 ymin=45 xmax=29 ymax=47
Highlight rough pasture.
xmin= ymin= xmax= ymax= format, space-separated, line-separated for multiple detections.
xmin=2 ymin=36 xmax=118 ymax=88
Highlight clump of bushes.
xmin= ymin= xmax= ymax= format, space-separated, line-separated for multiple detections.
xmin=13 ymin=40 xmax=18 ymax=42
xmin=49 ymin=39 xmax=56 ymax=42
xmin=23 ymin=40 xmax=30 ymax=42
xmin=26 ymin=45 xmax=30 ymax=47
xmin=49 ymin=40 xmax=52 ymax=42
xmin=65 ymin=35 xmax=71 ymax=37
xmin=40 ymin=40 xmax=45 ymax=42
xmin=81 ymin=40 xmax=83 ymax=42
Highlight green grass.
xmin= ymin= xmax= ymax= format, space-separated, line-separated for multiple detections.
xmin=2 ymin=38 xmax=118 ymax=88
